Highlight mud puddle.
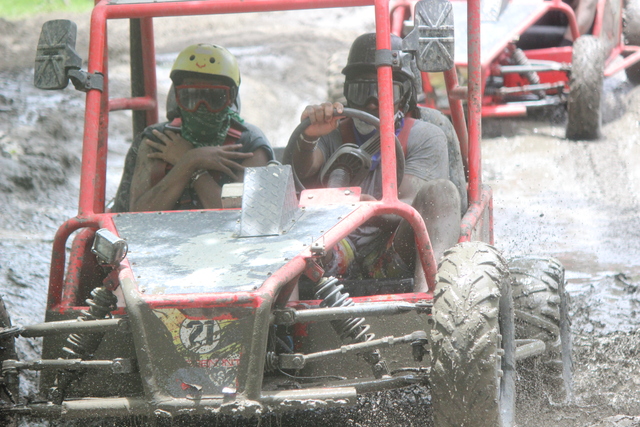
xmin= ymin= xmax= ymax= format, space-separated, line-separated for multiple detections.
xmin=1 ymin=7 xmax=640 ymax=424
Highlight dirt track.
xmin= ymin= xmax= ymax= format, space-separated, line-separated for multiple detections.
xmin=0 ymin=7 xmax=639 ymax=427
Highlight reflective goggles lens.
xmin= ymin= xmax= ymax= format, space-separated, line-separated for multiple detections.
xmin=344 ymin=79 xmax=408 ymax=107
xmin=175 ymin=84 xmax=232 ymax=113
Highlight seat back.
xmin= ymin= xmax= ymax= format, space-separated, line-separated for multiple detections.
xmin=415 ymin=106 xmax=467 ymax=209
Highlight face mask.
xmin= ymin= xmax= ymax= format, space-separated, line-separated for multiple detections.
xmin=180 ymin=106 xmax=242 ymax=147
xmin=353 ymin=118 xmax=377 ymax=136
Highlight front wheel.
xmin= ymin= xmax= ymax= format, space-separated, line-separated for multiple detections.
xmin=566 ymin=35 xmax=605 ymax=140
xmin=510 ymin=256 xmax=573 ymax=403
xmin=430 ymin=242 xmax=516 ymax=427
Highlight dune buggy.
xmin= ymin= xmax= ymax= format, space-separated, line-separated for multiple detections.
xmin=0 ymin=0 xmax=571 ymax=426
xmin=335 ymin=0 xmax=640 ymax=140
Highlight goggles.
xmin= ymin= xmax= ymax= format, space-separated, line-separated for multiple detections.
xmin=175 ymin=84 xmax=233 ymax=113
xmin=344 ymin=79 xmax=410 ymax=108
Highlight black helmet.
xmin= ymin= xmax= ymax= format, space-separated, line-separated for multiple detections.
xmin=342 ymin=33 xmax=417 ymax=113
xmin=342 ymin=33 xmax=414 ymax=82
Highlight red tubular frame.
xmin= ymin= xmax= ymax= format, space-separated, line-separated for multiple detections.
xmin=48 ymin=215 xmax=111 ymax=310
xmin=79 ymin=0 xmax=372 ymax=217
xmin=42 ymin=0 xmax=498 ymax=406
xmin=139 ymin=17 xmax=158 ymax=127
xmin=51 ymin=0 xmax=490 ymax=313
xmin=445 ymin=70 xmax=470 ymax=179
xmin=459 ymin=185 xmax=493 ymax=243
xmin=109 ymin=96 xmax=156 ymax=112
xmin=467 ymin=0 xmax=481 ymax=204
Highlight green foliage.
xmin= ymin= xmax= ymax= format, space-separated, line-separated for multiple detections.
xmin=0 ymin=0 xmax=93 ymax=20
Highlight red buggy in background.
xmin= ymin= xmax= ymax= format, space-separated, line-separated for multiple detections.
xmin=0 ymin=0 xmax=571 ymax=426
xmin=389 ymin=0 xmax=640 ymax=139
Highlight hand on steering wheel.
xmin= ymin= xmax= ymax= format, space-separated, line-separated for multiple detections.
xmin=299 ymin=102 xmax=345 ymax=139
xmin=285 ymin=106 xmax=405 ymax=193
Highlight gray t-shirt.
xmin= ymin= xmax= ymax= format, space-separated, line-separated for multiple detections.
xmin=317 ymin=119 xmax=450 ymax=273
xmin=317 ymin=119 xmax=449 ymax=199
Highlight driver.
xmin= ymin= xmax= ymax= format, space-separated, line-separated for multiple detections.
xmin=113 ymin=43 xmax=273 ymax=212
xmin=290 ymin=33 xmax=461 ymax=291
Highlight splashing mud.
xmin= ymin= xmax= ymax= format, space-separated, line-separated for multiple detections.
xmin=1 ymin=7 xmax=639 ymax=427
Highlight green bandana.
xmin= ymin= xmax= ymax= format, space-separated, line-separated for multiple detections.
xmin=180 ymin=106 xmax=244 ymax=147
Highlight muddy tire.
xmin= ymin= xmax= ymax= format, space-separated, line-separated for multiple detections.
xmin=624 ymin=0 xmax=640 ymax=83
xmin=566 ymin=35 xmax=605 ymax=140
xmin=0 ymin=297 xmax=18 ymax=427
xmin=327 ymin=50 xmax=348 ymax=104
xmin=625 ymin=62 xmax=640 ymax=84
xmin=510 ymin=256 xmax=573 ymax=403
xmin=430 ymin=242 xmax=516 ymax=427
xmin=624 ymin=0 xmax=640 ymax=45
xmin=623 ymin=0 xmax=640 ymax=84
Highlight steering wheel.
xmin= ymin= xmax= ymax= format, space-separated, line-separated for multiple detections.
xmin=284 ymin=108 xmax=405 ymax=193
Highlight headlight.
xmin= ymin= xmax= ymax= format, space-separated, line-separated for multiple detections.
xmin=91 ymin=228 xmax=128 ymax=266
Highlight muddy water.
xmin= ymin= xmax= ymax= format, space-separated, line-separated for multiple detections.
xmin=0 ymin=8 xmax=640 ymax=425
xmin=483 ymin=106 xmax=640 ymax=335
xmin=481 ymin=92 xmax=640 ymax=426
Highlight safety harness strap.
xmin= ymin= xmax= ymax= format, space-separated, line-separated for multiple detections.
xmin=338 ymin=117 xmax=414 ymax=156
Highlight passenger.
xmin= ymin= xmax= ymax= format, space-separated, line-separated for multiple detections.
xmin=289 ymin=33 xmax=461 ymax=292
xmin=112 ymin=43 xmax=273 ymax=212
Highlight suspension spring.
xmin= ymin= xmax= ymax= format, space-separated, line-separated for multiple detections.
xmin=50 ymin=286 xmax=118 ymax=404
xmin=62 ymin=286 xmax=118 ymax=358
xmin=314 ymin=277 xmax=373 ymax=343
xmin=512 ymin=48 xmax=545 ymax=99
xmin=264 ymin=352 xmax=278 ymax=373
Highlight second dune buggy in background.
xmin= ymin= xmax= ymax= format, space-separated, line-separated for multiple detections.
xmin=336 ymin=0 xmax=640 ymax=140
xmin=0 ymin=0 xmax=571 ymax=426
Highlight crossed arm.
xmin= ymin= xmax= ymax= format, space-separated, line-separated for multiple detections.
xmin=129 ymin=130 xmax=269 ymax=211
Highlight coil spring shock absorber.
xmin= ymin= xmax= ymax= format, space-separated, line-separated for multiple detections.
xmin=49 ymin=286 xmax=118 ymax=404
xmin=512 ymin=48 xmax=545 ymax=99
xmin=62 ymin=287 xmax=118 ymax=357
xmin=315 ymin=277 xmax=389 ymax=378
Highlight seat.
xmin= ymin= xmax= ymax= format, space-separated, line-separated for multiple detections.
xmin=415 ymin=106 xmax=468 ymax=209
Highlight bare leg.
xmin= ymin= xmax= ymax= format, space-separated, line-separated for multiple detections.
xmin=394 ymin=179 xmax=461 ymax=292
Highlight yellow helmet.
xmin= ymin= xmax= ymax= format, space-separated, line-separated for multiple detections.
xmin=170 ymin=44 xmax=241 ymax=88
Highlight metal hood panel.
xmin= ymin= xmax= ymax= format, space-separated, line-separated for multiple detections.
xmin=112 ymin=205 xmax=356 ymax=295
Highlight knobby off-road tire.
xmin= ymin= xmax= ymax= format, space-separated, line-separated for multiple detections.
xmin=0 ymin=297 xmax=18 ymax=427
xmin=566 ymin=35 xmax=605 ymax=140
xmin=625 ymin=0 xmax=640 ymax=45
xmin=624 ymin=0 xmax=640 ymax=83
xmin=431 ymin=242 xmax=516 ymax=427
xmin=510 ymin=256 xmax=573 ymax=403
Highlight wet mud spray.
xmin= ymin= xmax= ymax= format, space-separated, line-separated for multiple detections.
xmin=1 ymin=8 xmax=639 ymax=427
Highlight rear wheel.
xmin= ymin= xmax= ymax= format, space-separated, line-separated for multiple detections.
xmin=624 ymin=0 xmax=640 ymax=83
xmin=625 ymin=62 xmax=640 ymax=84
xmin=566 ymin=35 xmax=605 ymax=140
xmin=510 ymin=256 xmax=573 ymax=403
xmin=624 ymin=0 xmax=640 ymax=45
xmin=0 ymin=297 xmax=18 ymax=427
xmin=430 ymin=242 xmax=516 ymax=427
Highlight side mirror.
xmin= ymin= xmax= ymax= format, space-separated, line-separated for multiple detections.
xmin=403 ymin=0 xmax=455 ymax=72
xmin=34 ymin=20 xmax=83 ymax=90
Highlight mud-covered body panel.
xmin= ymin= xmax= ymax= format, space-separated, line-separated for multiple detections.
xmin=112 ymin=204 xmax=357 ymax=295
